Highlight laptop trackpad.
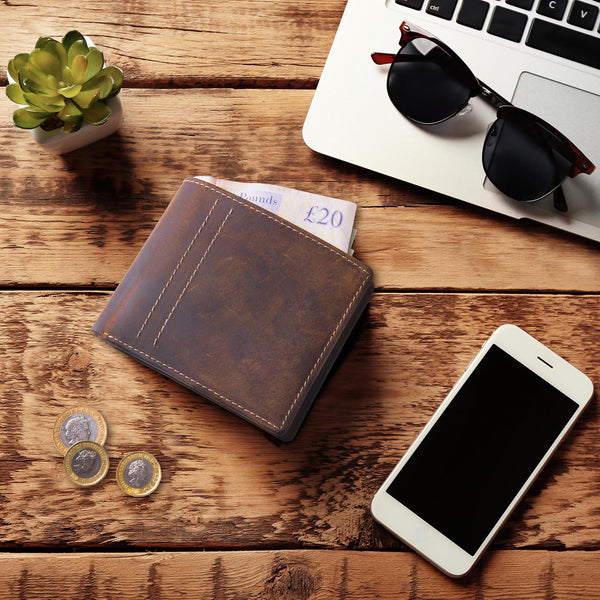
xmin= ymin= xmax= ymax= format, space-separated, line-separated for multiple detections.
xmin=487 ymin=72 xmax=600 ymax=227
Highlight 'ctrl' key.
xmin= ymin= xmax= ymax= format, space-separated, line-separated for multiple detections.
xmin=426 ymin=0 xmax=459 ymax=20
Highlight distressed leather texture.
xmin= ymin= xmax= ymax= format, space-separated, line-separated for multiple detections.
xmin=93 ymin=178 xmax=373 ymax=441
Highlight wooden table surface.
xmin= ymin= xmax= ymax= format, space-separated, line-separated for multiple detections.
xmin=1 ymin=2 xmax=599 ymax=598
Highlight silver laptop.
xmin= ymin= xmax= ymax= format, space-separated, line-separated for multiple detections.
xmin=303 ymin=0 xmax=600 ymax=241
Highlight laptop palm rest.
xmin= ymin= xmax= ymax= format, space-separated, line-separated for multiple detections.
xmin=484 ymin=72 xmax=600 ymax=228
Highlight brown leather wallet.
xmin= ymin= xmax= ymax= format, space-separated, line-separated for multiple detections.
xmin=93 ymin=178 xmax=373 ymax=441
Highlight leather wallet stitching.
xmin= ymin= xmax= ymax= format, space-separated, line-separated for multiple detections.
xmin=187 ymin=179 xmax=370 ymax=276
xmin=153 ymin=207 xmax=234 ymax=346
xmin=281 ymin=274 xmax=370 ymax=424
xmin=136 ymin=197 xmax=220 ymax=339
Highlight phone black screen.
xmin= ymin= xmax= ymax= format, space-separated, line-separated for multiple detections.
xmin=386 ymin=344 xmax=578 ymax=555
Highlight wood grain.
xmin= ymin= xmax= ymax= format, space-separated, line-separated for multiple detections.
xmin=0 ymin=291 xmax=597 ymax=549
xmin=1 ymin=549 xmax=599 ymax=599
xmin=0 ymin=88 xmax=444 ymax=207
xmin=0 ymin=0 xmax=345 ymax=86
xmin=0 ymin=90 xmax=598 ymax=290
xmin=1 ymin=0 xmax=599 ymax=594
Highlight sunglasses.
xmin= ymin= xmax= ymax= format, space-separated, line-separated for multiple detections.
xmin=372 ymin=22 xmax=595 ymax=212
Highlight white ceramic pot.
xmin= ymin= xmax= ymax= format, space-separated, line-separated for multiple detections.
xmin=7 ymin=36 xmax=123 ymax=154
xmin=28 ymin=95 xmax=122 ymax=154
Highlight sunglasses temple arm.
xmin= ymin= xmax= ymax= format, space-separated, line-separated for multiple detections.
xmin=477 ymin=79 xmax=512 ymax=109
xmin=553 ymin=185 xmax=569 ymax=213
xmin=371 ymin=52 xmax=395 ymax=65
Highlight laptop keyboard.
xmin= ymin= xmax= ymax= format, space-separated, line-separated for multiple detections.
xmin=395 ymin=0 xmax=600 ymax=70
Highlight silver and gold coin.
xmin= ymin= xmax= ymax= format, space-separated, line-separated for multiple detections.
xmin=53 ymin=406 xmax=108 ymax=455
xmin=64 ymin=441 xmax=110 ymax=487
xmin=116 ymin=451 xmax=161 ymax=497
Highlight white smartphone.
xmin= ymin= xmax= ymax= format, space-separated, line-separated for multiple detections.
xmin=371 ymin=324 xmax=593 ymax=578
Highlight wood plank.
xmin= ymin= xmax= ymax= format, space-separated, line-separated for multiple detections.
xmin=2 ymin=202 xmax=598 ymax=291
xmin=356 ymin=206 xmax=600 ymax=291
xmin=0 ymin=89 xmax=428 ymax=208
xmin=1 ymin=549 xmax=599 ymax=599
xmin=1 ymin=89 xmax=598 ymax=290
xmin=0 ymin=291 xmax=597 ymax=549
xmin=0 ymin=0 xmax=345 ymax=86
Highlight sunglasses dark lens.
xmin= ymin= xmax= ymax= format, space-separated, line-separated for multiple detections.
xmin=482 ymin=110 xmax=572 ymax=202
xmin=386 ymin=38 xmax=475 ymax=125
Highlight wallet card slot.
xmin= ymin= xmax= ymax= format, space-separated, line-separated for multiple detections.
xmin=136 ymin=198 xmax=220 ymax=339
xmin=135 ymin=199 xmax=235 ymax=346
xmin=152 ymin=206 xmax=233 ymax=346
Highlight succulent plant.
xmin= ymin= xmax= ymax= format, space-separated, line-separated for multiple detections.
xmin=6 ymin=31 xmax=123 ymax=133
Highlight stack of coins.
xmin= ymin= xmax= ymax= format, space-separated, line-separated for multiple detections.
xmin=54 ymin=407 xmax=110 ymax=487
xmin=53 ymin=406 xmax=162 ymax=496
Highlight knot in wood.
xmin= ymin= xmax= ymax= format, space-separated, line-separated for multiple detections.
xmin=263 ymin=560 xmax=319 ymax=600
xmin=67 ymin=347 xmax=91 ymax=372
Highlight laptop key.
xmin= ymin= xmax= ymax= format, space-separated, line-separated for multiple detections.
xmin=567 ymin=0 xmax=599 ymax=29
xmin=395 ymin=0 xmax=425 ymax=9
xmin=506 ymin=0 xmax=534 ymax=9
xmin=487 ymin=6 xmax=528 ymax=41
xmin=457 ymin=0 xmax=490 ymax=29
xmin=537 ymin=0 xmax=568 ymax=20
xmin=526 ymin=19 xmax=600 ymax=69
xmin=426 ymin=0 xmax=459 ymax=19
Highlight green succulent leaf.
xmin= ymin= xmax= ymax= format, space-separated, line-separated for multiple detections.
xmin=6 ymin=83 xmax=27 ymax=105
xmin=83 ymin=47 xmax=104 ymax=82
xmin=46 ymin=74 xmax=60 ymax=90
xmin=67 ymin=40 xmax=88 ymax=70
xmin=71 ymin=88 xmax=99 ymax=109
xmin=57 ymin=98 xmax=83 ymax=121
xmin=63 ymin=117 xmax=83 ymax=133
xmin=35 ymin=37 xmax=50 ymax=49
xmin=8 ymin=53 xmax=30 ymax=81
xmin=35 ymin=36 xmax=55 ymax=49
xmin=100 ymin=66 xmax=124 ymax=96
xmin=40 ymin=39 xmax=68 ymax=71
xmin=62 ymin=31 xmax=87 ymax=54
xmin=12 ymin=108 xmax=50 ymax=129
xmin=60 ymin=64 xmax=74 ymax=87
xmin=82 ymin=101 xmax=111 ymax=125
xmin=23 ymin=92 xmax=65 ymax=113
xmin=18 ymin=63 xmax=57 ymax=95
xmin=29 ymin=48 xmax=61 ymax=81
xmin=70 ymin=54 xmax=87 ymax=82
xmin=81 ymin=73 xmax=113 ymax=99
xmin=58 ymin=83 xmax=83 ymax=98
